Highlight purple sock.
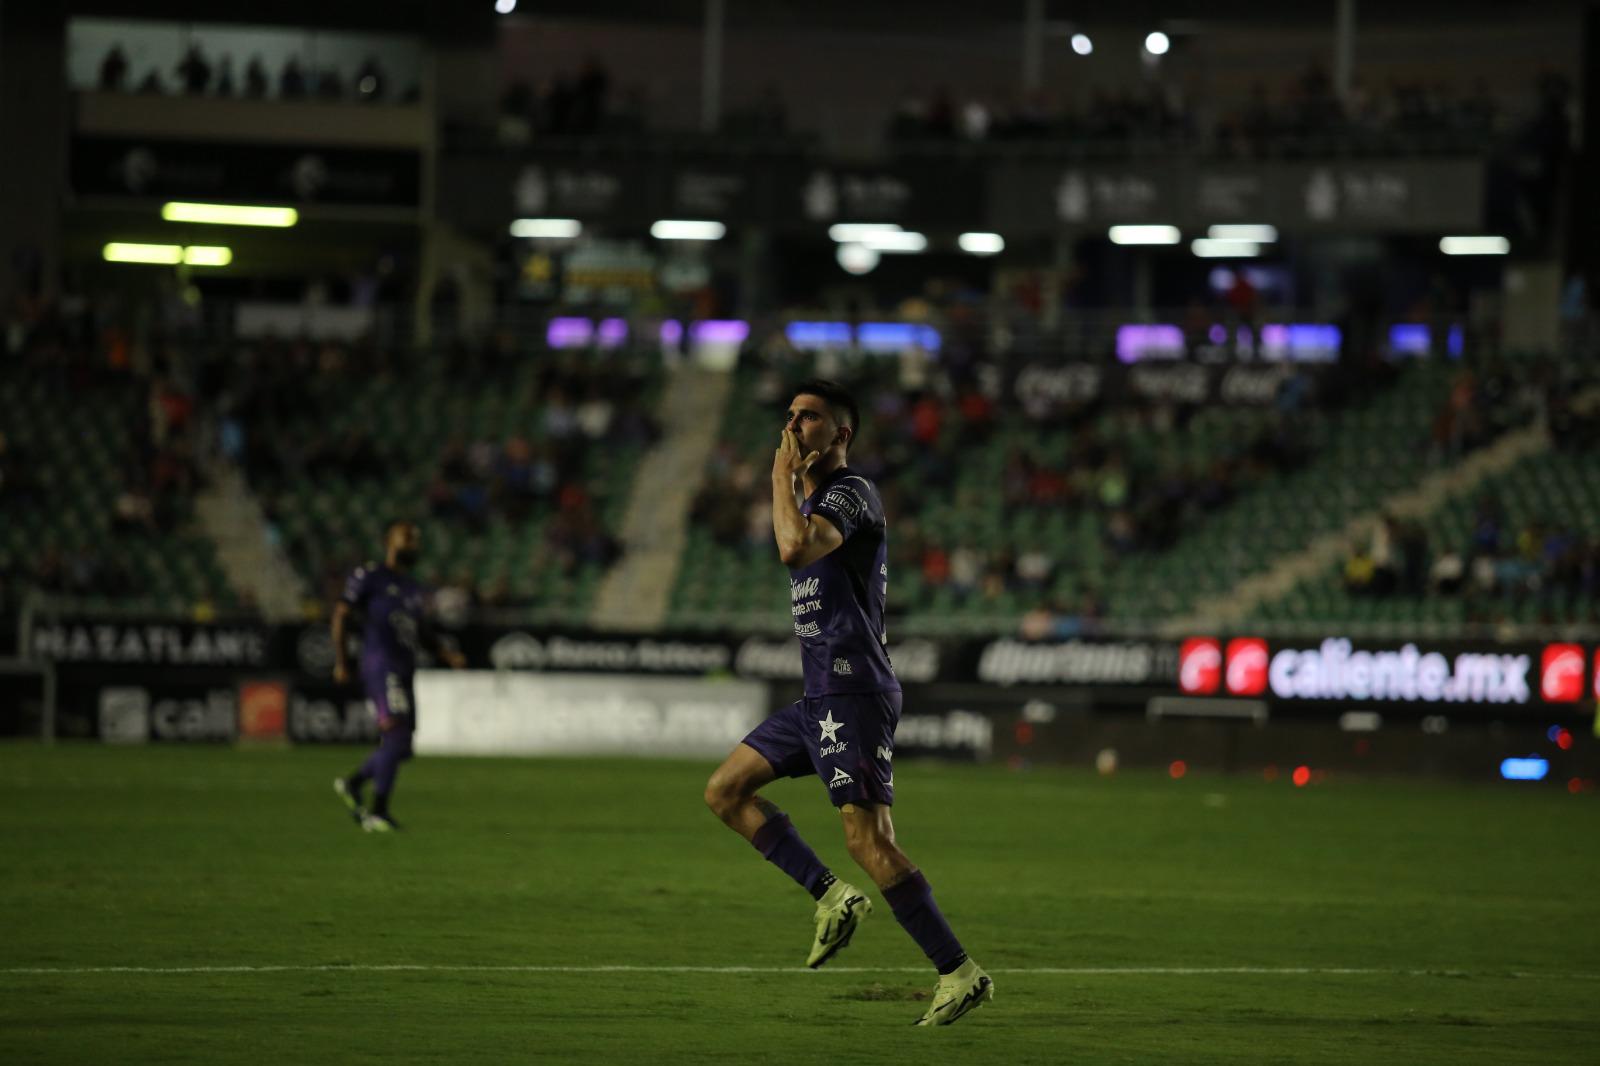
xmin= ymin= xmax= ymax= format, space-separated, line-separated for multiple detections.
xmin=883 ymin=870 xmax=967 ymax=974
xmin=750 ymin=814 xmax=834 ymax=900
xmin=368 ymin=729 xmax=413 ymax=815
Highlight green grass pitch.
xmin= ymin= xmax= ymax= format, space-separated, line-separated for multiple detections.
xmin=2 ymin=743 xmax=1598 ymax=1064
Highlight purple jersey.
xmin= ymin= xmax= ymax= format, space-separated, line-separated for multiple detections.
xmin=792 ymin=468 xmax=899 ymax=697
xmin=341 ymin=563 xmax=429 ymax=679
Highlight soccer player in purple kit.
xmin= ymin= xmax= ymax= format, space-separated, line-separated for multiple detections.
xmin=704 ymin=379 xmax=993 ymax=1026
xmin=330 ymin=520 xmax=465 ymax=832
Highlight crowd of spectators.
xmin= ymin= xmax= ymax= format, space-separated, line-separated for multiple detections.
xmin=888 ymin=66 xmax=1571 ymax=156
xmin=706 ymin=344 xmax=1317 ymax=635
xmin=1345 ymin=502 xmax=1600 ymax=627
xmin=207 ymin=333 xmax=654 ymax=609
xmin=1344 ymin=388 xmax=1600 ymax=626
xmin=1 ymin=291 xmax=207 ymax=605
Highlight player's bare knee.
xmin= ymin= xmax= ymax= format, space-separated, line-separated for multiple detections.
xmin=703 ymin=771 xmax=746 ymax=821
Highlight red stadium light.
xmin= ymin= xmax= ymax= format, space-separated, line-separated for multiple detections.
xmin=1292 ymin=766 xmax=1311 ymax=788
xmin=1169 ymin=760 xmax=1187 ymax=779
xmin=1540 ymin=644 xmax=1585 ymax=703
xmin=1225 ymin=638 xmax=1269 ymax=696
xmin=1179 ymin=638 xmax=1222 ymax=694
xmin=1556 ymin=729 xmax=1574 ymax=751
xmin=1570 ymin=778 xmax=1584 ymax=795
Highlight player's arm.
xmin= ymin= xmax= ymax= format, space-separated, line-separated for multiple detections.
xmin=772 ymin=432 xmax=844 ymax=569
xmin=332 ymin=564 xmax=370 ymax=685
xmin=331 ymin=601 xmax=354 ymax=685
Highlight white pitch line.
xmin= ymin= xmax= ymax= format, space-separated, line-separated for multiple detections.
xmin=3 ymin=964 xmax=1597 ymax=980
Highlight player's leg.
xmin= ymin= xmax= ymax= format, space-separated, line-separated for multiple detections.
xmin=839 ymin=802 xmax=992 ymax=1024
xmin=335 ymin=693 xmax=387 ymax=822
xmin=359 ymin=672 xmax=415 ymax=831
xmin=707 ymin=705 xmax=863 ymax=967
xmin=704 ymin=741 xmax=837 ymax=899
xmin=362 ymin=721 xmax=413 ymax=831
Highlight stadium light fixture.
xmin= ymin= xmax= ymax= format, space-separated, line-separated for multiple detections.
xmin=958 ymin=232 xmax=1006 ymax=255
xmin=510 ymin=218 xmax=583 ymax=239
xmin=650 ymin=220 xmax=726 ymax=241
xmin=1071 ymin=33 xmax=1093 ymax=56
xmin=1108 ymin=225 xmax=1181 ymax=245
xmin=161 ymin=202 xmax=298 ymax=228
xmin=827 ymin=223 xmax=902 ymax=243
xmin=1191 ymin=238 xmax=1261 ymax=258
xmin=1207 ymin=224 xmax=1277 ymax=243
xmin=859 ymin=230 xmax=927 ymax=253
xmin=1144 ymin=31 xmax=1170 ymax=56
xmin=103 ymin=242 xmax=183 ymax=265
xmin=103 ymin=243 xmax=232 ymax=266
xmin=836 ymin=243 xmax=880 ymax=275
xmin=495 ymin=0 xmax=517 ymax=13
xmin=182 ymin=246 xmax=233 ymax=266
xmin=1440 ymin=235 xmax=1510 ymax=256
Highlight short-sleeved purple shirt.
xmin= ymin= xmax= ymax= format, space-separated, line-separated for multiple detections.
xmin=341 ymin=562 xmax=428 ymax=679
xmin=791 ymin=468 xmax=900 ymax=697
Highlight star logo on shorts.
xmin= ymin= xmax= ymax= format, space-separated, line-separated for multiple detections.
xmin=818 ymin=710 xmax=843 ymax=743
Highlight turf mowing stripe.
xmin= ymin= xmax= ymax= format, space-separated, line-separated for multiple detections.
xmin=4 ymin=964 xmax=1598 ymax=979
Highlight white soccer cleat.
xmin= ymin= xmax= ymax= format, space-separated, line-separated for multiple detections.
xmin=360 ymin=813 xmax=400 ymax=833
xmin=913 ymin=958 xmax=994 ymax=1026
xmin=807 ymin=881 xmax=872 ymax=968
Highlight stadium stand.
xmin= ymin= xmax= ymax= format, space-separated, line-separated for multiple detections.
xmin=225 ymin=340 xmax=661 ymax=619
xmin=0 ymin=357 xmax=236 ymax=616
xmin=667 ymin=348 xmax=1593 ymax=638
xmin=1252 ymin=383 xmax=1600 ymax=633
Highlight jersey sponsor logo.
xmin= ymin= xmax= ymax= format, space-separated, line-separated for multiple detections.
xmin=792 ymin=598 xmax=822 ymax=618
xmin=794 ymin=621 xmax=822 ymax=639
xmin=820 ymin=740 xmax=849 ymax=757
xmin=828 ymin=767 xmax=854 ymax=789
xmin=820 ymin=487 xmax=866 ymax=520
xmin=832 ymin=657 xmax=853 ymax=676
xmin=790 ymin=576 xmax=821 ymax=600
xmin=817 ymin=710 xmax=844 ymax=742
xmin=876 ymin=745 xmax=893 ymax=761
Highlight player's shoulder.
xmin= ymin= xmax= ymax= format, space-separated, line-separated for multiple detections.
xmin=829 ymin=472 xmax=883 ymax=507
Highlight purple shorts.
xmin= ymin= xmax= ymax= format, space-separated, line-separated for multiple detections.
xmin=741 ymin=690 xmax=901 ymax=808
xmin=362 ymin=666 xmax=415 ymax=729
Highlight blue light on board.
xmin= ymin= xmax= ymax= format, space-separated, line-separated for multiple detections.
xmin=1500 ymin=757 xmax=1550 ymax=781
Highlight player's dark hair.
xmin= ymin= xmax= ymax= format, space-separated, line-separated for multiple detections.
xmin=790 ymin=378 xmax=861 ymax=449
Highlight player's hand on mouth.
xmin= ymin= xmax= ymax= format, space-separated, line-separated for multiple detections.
xmin=773 ymin=430 xmax=820 ymax=480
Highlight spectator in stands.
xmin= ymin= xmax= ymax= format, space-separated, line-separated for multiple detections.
xmin=1430 ymin=549 xmax=1465 ymax=596
xmin=244 ymin=56 xmax=270 ymax=99
xmin=280 ymin=56 xmax=308 ymax=99
xmin=98 ymin=45 xmax=129 ymax=91
xmin=176 ymin=43 xmax=212 ymax=95
xmin=215 ymin=56 xmax=236 ymax=97
xmin=356 ymin=56 xmax=386 ymax=102
xmin=113 ymin=483 xmax=158 ymax=534
xmin=1344 ymin=541 xmax=1376 ymax=595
